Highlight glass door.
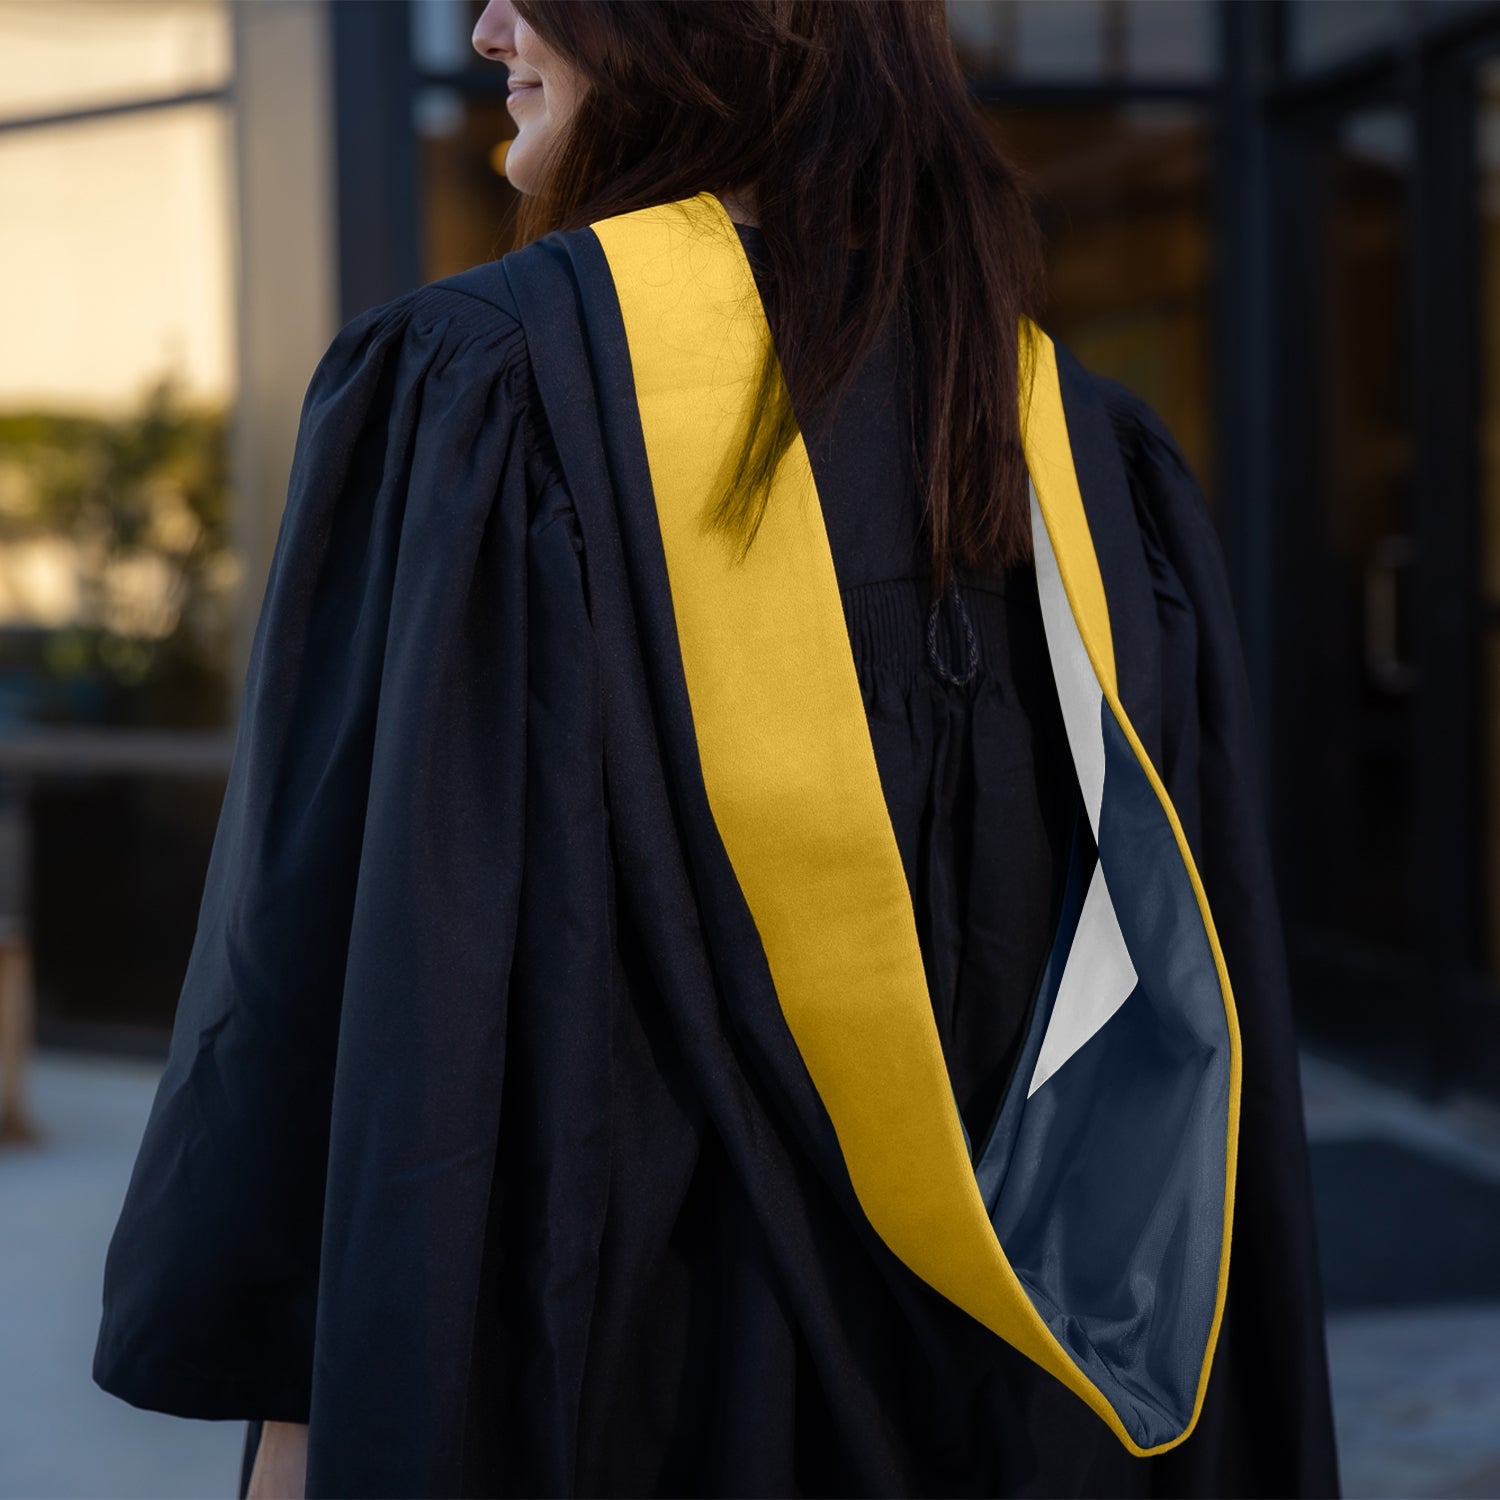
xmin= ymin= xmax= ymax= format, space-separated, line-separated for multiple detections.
xmin=1466 ymin=51 xmax=1500 ymax=1090
xmin=1277 ymin=40 xmax=1500 ymax=1101
xmin=1273 ymin=97 xmax=1434 ymax=1082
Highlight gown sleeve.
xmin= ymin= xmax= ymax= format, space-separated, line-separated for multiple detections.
xmin=1096 ymin=376 xmax=1342 ymax=1497
xmin=91 ymin=282 xmax=583 ymax=1433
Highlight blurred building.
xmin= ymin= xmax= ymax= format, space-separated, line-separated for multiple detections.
xmin=0 ymin=0 xmax=1497 ymax=1102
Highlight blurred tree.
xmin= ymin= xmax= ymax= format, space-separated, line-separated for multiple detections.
xmin=0 ymin=374 xmax=237 ymax=729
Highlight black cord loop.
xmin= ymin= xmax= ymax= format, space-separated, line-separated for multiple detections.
xmin=925 ymin=575 xmax=979 ymax=687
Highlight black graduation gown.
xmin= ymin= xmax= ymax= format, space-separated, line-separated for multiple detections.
xmin=93 ymin=214 xmax=1339 ymax=1499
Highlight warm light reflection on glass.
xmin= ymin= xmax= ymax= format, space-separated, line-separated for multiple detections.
xmin=419 ymin=92 xmax=519 ymax=280
xmin=986 ymin=103 xmax=1213 ymax=500
xmin=0 ymin=105 xmax=234 ymax=411
xmin=0 ymin=75 xmax=237 ymax=727
xmin=0 ymin=0 xmax=230 ymax=123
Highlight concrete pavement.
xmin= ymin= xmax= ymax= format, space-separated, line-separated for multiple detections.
xmin=3 ymin=1049 xmax=1499 ymax=1499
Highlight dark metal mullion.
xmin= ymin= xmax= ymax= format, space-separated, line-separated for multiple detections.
xmin=331 ymin=0 xmax=423 ymax=321
xmin=0 ymin=87 xmax=227 ymax=137
xmin=1248 ymin=0 xmax=1410 ymax=930
xmin=1409 ymin=34 xmax=1482 ymax=1096
xmin=966 ymin=78 xmax=1212 ymax=108
xmin=1212 ymin=0 xmax=1281 ymax=785
xmin=1263 ymin=64 xmax=1329 ymax=971
xmin=1262 ymin=46 xmax=1403 ymax=115
xmin=1262 ymin=0 xmax=1500 ymax=115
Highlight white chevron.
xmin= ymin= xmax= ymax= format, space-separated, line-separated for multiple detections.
xmin=1026 ymin=481 xmax=1138 ymax=1094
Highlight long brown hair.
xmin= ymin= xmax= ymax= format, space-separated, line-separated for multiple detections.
xmin=511 ymin=0 xmax=1044 ymax=593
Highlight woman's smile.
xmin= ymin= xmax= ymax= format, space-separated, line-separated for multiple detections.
xmin=471 ymin=1 xmax=585 ymax=190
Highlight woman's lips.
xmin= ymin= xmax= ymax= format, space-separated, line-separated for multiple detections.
xmin=507 ymin=81 xmax=541 ymax=100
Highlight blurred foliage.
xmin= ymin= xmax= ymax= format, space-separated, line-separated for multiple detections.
xmin=0 ymin=372 xmax=237 ymax=729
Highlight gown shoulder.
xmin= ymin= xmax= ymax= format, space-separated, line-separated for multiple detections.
xmin=297 ymin=271 xmax=570 ymax=522
xmin=92 ymin=267 xmax=591 ymax=1428
xmin=1078 ymin=370 xmax=1255 ymax=858
xmin=1089 ymin=371 xmax=1231 ymax=639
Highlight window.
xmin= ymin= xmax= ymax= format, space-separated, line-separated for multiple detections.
xmin=0 ymin=0 xmax=241 ymax=1043
xmin=945 ymin=0 xmax=1215 ymax=84
xmin=0 ymin=0 xmax=237 ymax=731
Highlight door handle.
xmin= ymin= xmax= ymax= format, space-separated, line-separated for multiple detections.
xmin=1363 ymin=533 xmax=1417 ymax=694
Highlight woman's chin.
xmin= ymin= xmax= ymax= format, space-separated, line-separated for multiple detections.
xmin=503 ymin=140 xmax=540 ymax=195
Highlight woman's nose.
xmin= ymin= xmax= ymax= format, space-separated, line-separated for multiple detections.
xmin=472 ymin=0 xmax=516 ymax=62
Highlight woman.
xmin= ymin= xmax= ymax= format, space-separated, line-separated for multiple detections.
xmin=94 ymin=3 xmax=1339 ymax=1497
